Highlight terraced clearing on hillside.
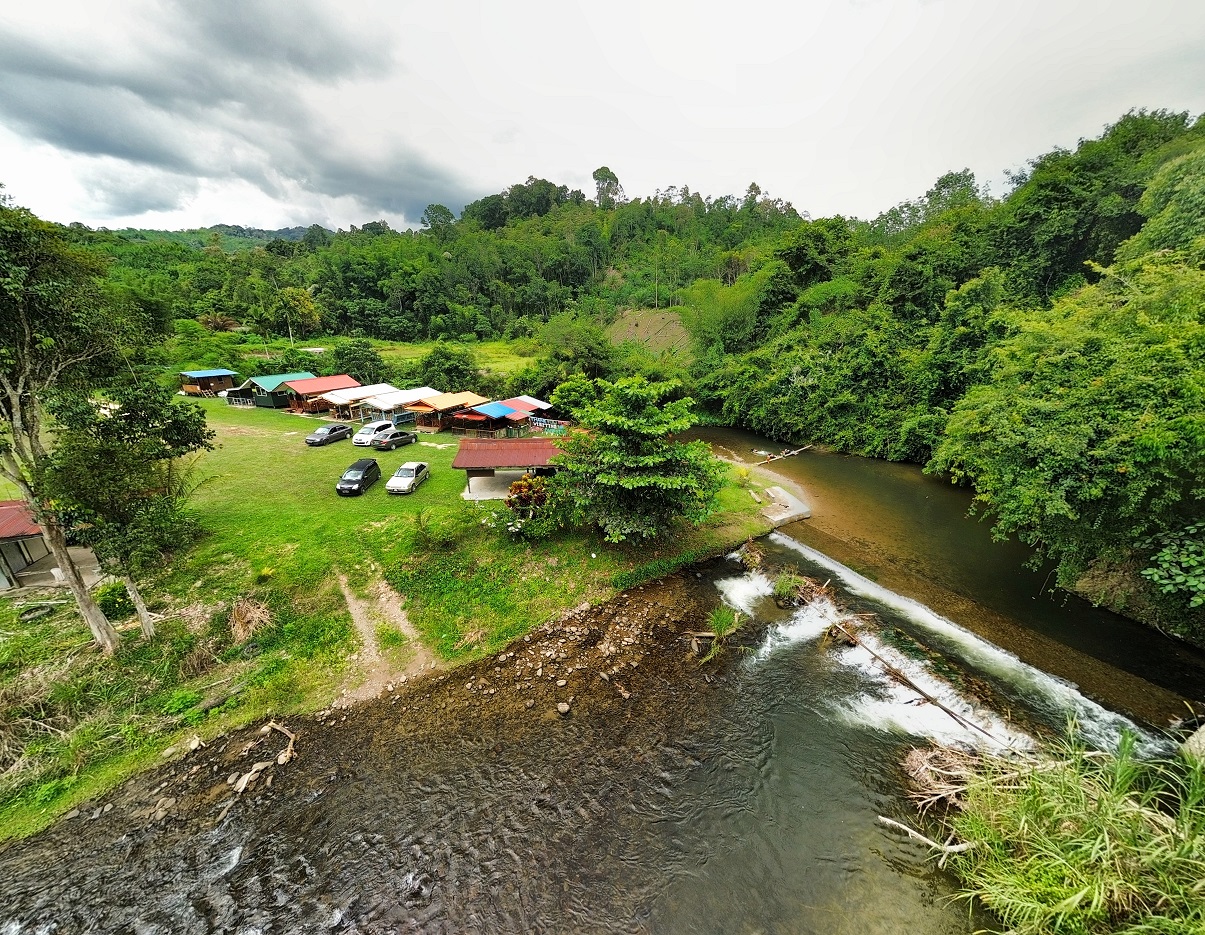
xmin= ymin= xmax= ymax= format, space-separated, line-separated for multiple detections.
xmin=606 ymin=308 xmax=693 ymax=357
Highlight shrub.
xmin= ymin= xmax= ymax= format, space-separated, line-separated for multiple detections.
xmin=93 ymin=580 xmax=133 ymax=619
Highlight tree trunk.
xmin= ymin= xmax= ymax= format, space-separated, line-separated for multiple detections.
xmin=122 ymin=574 xmax=155 ymax=639
xmin=40 ymin=519 xmax=120 ymax=654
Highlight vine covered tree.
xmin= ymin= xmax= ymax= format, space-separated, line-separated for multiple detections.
xmin=550 ymin=376 xmax=724 ymax=542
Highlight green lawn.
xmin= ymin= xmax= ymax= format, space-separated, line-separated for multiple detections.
xmin=184 ymin=399 xmax=768 ymax=657
xmin=0 ymin=399 xmax=770 ymax=838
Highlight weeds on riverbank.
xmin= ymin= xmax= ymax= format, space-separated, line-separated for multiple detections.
xmin=923 ymin=729 xmax=1205 ymax=935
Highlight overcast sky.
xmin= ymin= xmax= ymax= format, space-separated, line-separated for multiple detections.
xmin=1 ymin=0 xmax=1203 ymax=231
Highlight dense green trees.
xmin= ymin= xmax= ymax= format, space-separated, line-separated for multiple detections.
xmin=0 ymin=195 xmax=166 ymax=652
xmin=930 ymin=251 xmax=1205 ymax=609
xmin=44 ymin=382 xmax=214 ymax=638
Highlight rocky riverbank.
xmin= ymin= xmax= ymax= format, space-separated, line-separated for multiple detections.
xmin=0 ymin=568 xmax=744 ymax=932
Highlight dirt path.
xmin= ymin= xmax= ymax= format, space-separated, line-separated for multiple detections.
xmin=336 ymin=575 xmax=441 ymax=706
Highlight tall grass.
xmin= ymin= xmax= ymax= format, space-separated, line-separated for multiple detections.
xmin=944 ymin=729 xmax=1205 ymax=934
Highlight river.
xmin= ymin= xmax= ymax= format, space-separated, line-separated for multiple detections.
xmin=2 ymin=432 xmax=1202 ymax=934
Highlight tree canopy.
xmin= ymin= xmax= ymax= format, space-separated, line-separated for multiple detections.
xmin=550 ymin=376 xmax=724 ymax=542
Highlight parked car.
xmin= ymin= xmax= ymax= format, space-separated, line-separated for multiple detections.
xmin=371 ymin=429 xmax=417 ymax=451
xmin=352 ymin=420 xmax=395 ymax=446
xmin=335 ymin=458 xmax=381 ymax=496
xmin=386 ymin=461 xmax=430 ymax=495
xmin=305 ymin=423 xmax=353 ymax=446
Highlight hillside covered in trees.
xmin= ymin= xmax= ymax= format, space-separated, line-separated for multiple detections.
xmin=55 ymin=109 xmax=1205 ymax=643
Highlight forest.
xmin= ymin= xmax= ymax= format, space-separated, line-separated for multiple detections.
xmin=53 ymin=109 xmax=1205 ymax=644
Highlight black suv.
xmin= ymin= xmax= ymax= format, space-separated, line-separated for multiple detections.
xmin=371 ymin=429 xmax=418 ymax=451
xmin=335 ymin=458 xmax=381 ymax=496
xmin=305 ymin=423 xmax=353 ymax=446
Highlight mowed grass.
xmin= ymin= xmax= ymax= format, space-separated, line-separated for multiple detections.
xmin=240 ymin=335 xmax=540 ymax=375
xmin=0 ymin=398 xmax=770 ymax=838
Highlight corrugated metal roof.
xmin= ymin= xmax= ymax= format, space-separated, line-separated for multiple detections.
xmin=320 ymin=383 xmax=399 ymax=405
xmin=408 ymin=391 xmax=490 ymax=412
xmin=361 ymin=386 xmax=441 ymax=411
xmin=501 ymin=395 xmax=551 ymax=411
xmin=0 ymin=500 xmax=41 ymax=540
xmin=282 ymin=374 xmax=361 ymax=395
xmin=451 ymin=438 xmax=562 ymax=470
xmin=249 ymin=372 xmax=315 ymax=392
xmin=470 ymin=402 xmax=517 ymax=420
xmin=180 ymin=368 xmax=238 ymax=378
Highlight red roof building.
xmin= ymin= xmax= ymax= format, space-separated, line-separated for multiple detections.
xmin=0 ymin=500 xmax=40 ymax=540
xmin=451 ymin=438 xmax=563 ymax=473
xmin=0 ymin=500 xmax=51 ymax=591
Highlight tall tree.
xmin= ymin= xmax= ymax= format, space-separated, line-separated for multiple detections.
xmin=418 ymin=342 xmax=480 ymax=392
xmin=45 ymin=382 xmax=214 ymax=638
xmin=592 ymin=166 xmax=624 ymax=210
xmin=550 ymin=376 xmax=724 ymax=542
xmin=0 ymin=194 xmax=153 ymax=653
xmin=330 ymin=338 xmax=389 ymax=384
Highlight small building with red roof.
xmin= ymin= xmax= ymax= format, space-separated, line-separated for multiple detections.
xmin=0 ymin=500 xmax=50 ymax=590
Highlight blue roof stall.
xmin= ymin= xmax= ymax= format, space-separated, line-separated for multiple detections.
xmin=473 ymin=402 xmax=519 ymax=420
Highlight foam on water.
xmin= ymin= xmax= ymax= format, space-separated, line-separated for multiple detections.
xmin=832 ymin=629 xmax=1034 ymax=751
xmin=714 ymin=571 xmax=774 ymax=616
xmin=752 ymin=596 xmax=843 ymax=660
xmin=768 ymin=533 xmax=1170 ymax=753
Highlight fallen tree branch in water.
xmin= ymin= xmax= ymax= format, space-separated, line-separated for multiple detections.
xmin=827 ymin=621 xmax=1002 ymax=745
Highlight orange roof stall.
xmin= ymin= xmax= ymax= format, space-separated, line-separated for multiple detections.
xmin=404 ymin=391 xmax=490 ymax=431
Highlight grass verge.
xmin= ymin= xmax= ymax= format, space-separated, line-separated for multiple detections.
xmin=934 ymin=729 xmax=1205 ymax=935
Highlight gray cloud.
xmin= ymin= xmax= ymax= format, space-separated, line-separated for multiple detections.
xmin=0 ymin=0 xmax=470 ymax=223
xmin=81 ymin=164 xmax=200 ymax=216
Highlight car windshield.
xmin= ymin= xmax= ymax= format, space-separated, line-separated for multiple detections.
xmin=317 ymin=427 xmax=333 ymax=434
xmin=343 ymin=470 xmax=363 ymax=480
xmin=396 ymin=468 xmax=414 ymax=477
xmin=355 ymin=426 xmax=376 ymax=434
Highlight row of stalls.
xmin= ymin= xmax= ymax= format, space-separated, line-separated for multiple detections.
xmin=196 ymin=368 xmax=565 ymax=436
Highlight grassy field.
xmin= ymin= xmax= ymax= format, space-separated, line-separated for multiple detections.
xmin=240 ymin=335 xmax=540 ymax=376
xmin=0 ymin=399 xmax=771 ymax=839
xmin=374 ymin=338 xmax=539 ymax=375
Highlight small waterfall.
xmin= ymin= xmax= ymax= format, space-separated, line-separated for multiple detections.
xmin=738 ymin=533 xmax=1173 ymax=753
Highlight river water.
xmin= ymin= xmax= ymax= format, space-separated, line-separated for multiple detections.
xmin=3 ymin=433 xmax=1203 ymax=934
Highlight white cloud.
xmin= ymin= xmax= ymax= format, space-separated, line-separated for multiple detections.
xmin=0 ymin=0 xmax=1202 ymax=229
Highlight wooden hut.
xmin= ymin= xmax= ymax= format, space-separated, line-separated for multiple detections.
xmin=225 ymin=372 xmax=315 ymax=409
xmin=449 ymin=401 xmax=532 ymax=439
xmin=281 ymin=375 xmax=361 ymax=413
xmin=405 ymin=391 xmax=490 ymax=432
xmin=179 ymin=368 xmax=238 ymax=397
xmin=359 ymin=386 xmax=441 ymax=425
